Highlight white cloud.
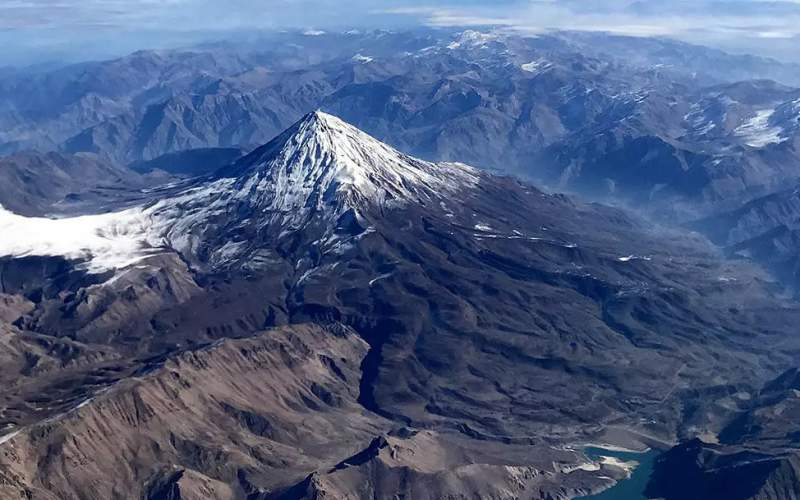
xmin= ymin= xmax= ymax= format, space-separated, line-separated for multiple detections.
xmin=2 ymin=0 xmax=800 ymax=63
xmin=380 ymin=0 xmax=800 ymax=60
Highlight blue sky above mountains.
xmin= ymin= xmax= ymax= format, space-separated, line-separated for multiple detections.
xmin=3 ymin=0 xmax=800 ymax=65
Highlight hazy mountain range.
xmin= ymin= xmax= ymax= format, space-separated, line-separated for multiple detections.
xmin=2 ymin=30 xmax=800 ymax=217
xmin=3 ymin=28 xmax=800 ymax=499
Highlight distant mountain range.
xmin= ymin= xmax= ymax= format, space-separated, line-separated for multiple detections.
xmin=2 ymin=29 xmax=800 ymax=218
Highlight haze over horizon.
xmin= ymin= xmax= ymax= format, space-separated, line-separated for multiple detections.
xmin=3 ymin=0 xmax=800 ymax=66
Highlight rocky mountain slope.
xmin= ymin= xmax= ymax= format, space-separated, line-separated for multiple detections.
xmin=2 ymin=112 xmax=800 ymax=498
xmin=691 ymin=183 xmax=800 ymax=292
xmin=646 ymin=368 xmax=800 ymax=500
xmin=0 ymin=323 xmax=625 ymax=500
xmin=0 ymin=151 xmax=165 ymax=216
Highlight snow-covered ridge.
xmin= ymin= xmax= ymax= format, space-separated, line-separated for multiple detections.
xmin=0 ymin=204 xmax=156 ymax=273
xmin=0 ymin=111 xmax=480 ymax=275
xmin=446 ymin=30 xmax=498 ymax=50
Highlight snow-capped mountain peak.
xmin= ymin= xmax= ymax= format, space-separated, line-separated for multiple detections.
xmin=0 ymin=111 xmax=481 ymax=274
xmin=232 ymin=110 xmax=480 ymax=212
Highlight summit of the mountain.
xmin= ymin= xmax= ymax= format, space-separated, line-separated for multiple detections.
xmin=228 ymin=110 xmax=480 ymax=213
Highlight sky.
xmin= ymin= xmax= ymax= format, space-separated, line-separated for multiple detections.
xmin=2 ymin=0 xmax=800 ymax=66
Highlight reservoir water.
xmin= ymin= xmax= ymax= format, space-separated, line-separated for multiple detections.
xmin=575 ymin=446 xmax=660 ymax=500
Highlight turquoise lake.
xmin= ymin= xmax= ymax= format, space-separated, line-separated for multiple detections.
xmin=575 ymin=446 xmax=660 ymax=500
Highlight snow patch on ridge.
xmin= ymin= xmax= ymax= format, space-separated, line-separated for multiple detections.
xmin=352 ymin=53 xmax=373 ymax=63
xmin=618 ymin=255 xmax=651 ymax=263
xmin=0 ymin=430 xmax=20 ymax=447
xmin=521 ymin=59 xmax=551 ymax=74
xmin=735 ymin=109 xmax=786 ymax=148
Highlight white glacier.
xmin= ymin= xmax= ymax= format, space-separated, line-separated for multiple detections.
xmin=0 ymin=204 xmax=157 ymax=273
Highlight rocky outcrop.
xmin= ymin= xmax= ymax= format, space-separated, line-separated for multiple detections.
xmin=648 ymin=367 xmax=800 ymax=500
xmin=647 ymin=439 xmax=800 ymax=500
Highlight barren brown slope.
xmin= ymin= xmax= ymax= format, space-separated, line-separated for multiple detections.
xmin=266 ymin=428 xmax=629 ymax=500
xmin=0 ymin=323 xmax=636 ymax=500
xmin=0 ymin=324 xmax=384 ymax=499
